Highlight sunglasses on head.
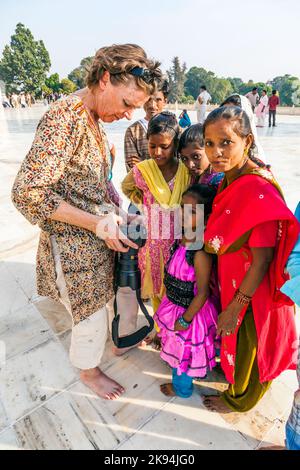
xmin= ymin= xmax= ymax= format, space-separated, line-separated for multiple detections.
xmin=128 ymin=66 xmax=156 ymax=85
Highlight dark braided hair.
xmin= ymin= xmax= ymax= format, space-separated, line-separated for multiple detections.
xmin=147 ymin=111 xmax=180 ymax=148
xmin=203 ymin=106 xmax=266 ymax=168
xmin=178 ymin=123 xmax=205 ymax=153
xmin=220 ymin=94 xmax=242 ymax=107
xmin=182 ymin=183 xmax=217 ymax=220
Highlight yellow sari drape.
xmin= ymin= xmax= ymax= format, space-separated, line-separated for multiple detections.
xmin=121 ymin=159 xmax=190 ymax=304
xmin=135 ymin=159 xmax=190 ymax=207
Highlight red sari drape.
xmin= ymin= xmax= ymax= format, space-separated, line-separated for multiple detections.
xmin=204 ymin=170 xmax=299 ymax=384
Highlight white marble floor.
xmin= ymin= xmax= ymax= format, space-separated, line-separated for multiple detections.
xmin=0 ymin=104 xmax=299 ymax=450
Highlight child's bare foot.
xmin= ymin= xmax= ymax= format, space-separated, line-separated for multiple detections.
xmin=160 ymin=383 xmax=177 ymax=397
xmin=143 ymin=335 xmax=154 ymax=346
xmin=144 ymin=333 xmax=161 ymax=350
xmin=202 ymin=395 xmax=232 ymax=413
xmin=112 ymin=342 xmax=142 ymax=356
xmin=80 ymin=367 xmax=125 ymax=400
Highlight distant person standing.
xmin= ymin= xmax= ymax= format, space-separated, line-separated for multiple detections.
xmin=19 ymin=92 xmax=27 ymax=108
xmin=2 ymin=93 xmax=11 ymax=108
xmin=25 ymin=92 xmax=32 ymax=107
xmin=268 ymin=90 xmax=280 ymax=127
xmin=196 ymin=85 xmax=211 ymax=124
xmin=256 ymin=90 xmax=269 ymax=127
xmin=245 ymin=87 xmax=260 ymax=112
xmin=10 ymin=93 xmax=19 ymax=108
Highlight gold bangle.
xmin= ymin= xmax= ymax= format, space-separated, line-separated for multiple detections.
xmin=234 ymin=289 xmax=252 ymax=305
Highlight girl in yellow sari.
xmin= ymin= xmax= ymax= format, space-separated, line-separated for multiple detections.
xmin=122 ymin=112 xmax=190 ymax=312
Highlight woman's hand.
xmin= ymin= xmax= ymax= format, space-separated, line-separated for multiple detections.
xmin=217 ymin=301 xmax=244 ymax=337
xmin=95 ymin=213 xmax=138 ymax=252
xmin=117 ymin=206 xmax=145 ymax=226
xmin=217 ymin=247 xmax=274 ymax=338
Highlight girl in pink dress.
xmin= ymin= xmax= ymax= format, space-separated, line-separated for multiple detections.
xmin=154 ymin=184 xmax=220 ymax=398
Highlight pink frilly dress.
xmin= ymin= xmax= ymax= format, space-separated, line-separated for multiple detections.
xmin=154 ymin=244 xmax=220 ymax=378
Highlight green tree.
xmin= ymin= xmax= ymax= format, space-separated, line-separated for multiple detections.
xmin=271 ymin=75 xmax=300 ymax=106
xmin=0 ymin=23 xmax=51 ymax=96
xmin=41 ymin=84 xmax=52 ymax=96
xmin=184 ymin=67 xmax=211 ymax=99
xmin=167 ymin=57 xmax=187 ymax=103
xmin=291 ymin=79 xmax=300 ymax=106
xmin=271 ymin=75 xmax=291 ymax=93
xmin=180 ymin=95 xmax=195 ymax=105
xmin=238 ymin=81 xmax=271 ymax=97
xmin=227 ymin=77 xmax=244 ymax=94
xmin=60 ymin=78 xmax=77 ymax=94
xmin=210 ymin=78 xmax=234 ymax=104
xmin=45 ymin=73 xmax=61 ymax=93
xmin=184 ymin=67 xmax=233 ymax=104
xmin=68 ymin=56 xmax=94 ymax=89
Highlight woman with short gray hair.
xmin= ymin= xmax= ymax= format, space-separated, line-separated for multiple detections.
xmin=12 ymin=44 xmax=162 ymax=400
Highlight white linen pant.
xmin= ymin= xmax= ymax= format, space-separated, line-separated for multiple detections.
xmin=257 ymin=114 xmax=266 ymax=127
xmin=51 ymin=237 xmax=139 ymax=370
xmin=197 ymin=105 xmax=207 ymax=124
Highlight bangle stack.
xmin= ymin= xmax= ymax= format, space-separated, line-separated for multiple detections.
xmin=234 ymin=289 xmax=252 ymax=305
xmin=178 ymin=316 xmax=192 ymax=329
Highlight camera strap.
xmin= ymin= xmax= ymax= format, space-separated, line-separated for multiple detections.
xmin=112 ymin=288 xmax=154 ymax=348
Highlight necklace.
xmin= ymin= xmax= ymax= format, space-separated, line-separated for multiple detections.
xmin=76 ymin=95 xmax=111 ymax=178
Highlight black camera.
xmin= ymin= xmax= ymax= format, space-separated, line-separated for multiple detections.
xmin=112 ymin=210 xmax=154 ymax=348
xmin=115 ymin=223 xmax=147 ymax=291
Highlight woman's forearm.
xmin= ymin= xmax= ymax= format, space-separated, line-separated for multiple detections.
xmin=238 ymin=259 xmax=272 ymax=297
xmin=50 ymin=201 xmax=100 ymax=234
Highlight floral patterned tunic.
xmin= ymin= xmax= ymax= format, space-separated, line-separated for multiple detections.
xmin=11 ymin=95 xmax=116 ymax=324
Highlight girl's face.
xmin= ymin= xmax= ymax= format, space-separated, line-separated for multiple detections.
xmin=204 ymin=119 xmax=253 ymax=173
xmin=148 ymin=132 xmax=177 ymax=168
xmin=180 ymin=143 xmax=210 ymax=177
xmin=181 ymin=193 xmax=204 ymax=234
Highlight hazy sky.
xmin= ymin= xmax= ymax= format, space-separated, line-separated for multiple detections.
xmin=1 ymin=0 xmax=300 ymax=82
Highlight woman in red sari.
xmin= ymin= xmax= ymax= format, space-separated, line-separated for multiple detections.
xmin=202 ymin=106 xmax=299 ymax=413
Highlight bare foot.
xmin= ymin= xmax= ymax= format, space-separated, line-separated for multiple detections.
xmin=112 ymin=341 xmax=143 ymax=356
xmin=203 ymin=395 xmax=232 ymax=413
xmin=160 ymin=383 xmax=177 ymax=397
xmin=143 ymin=335 xmax=154 ymax=346
xmin=144 ymin=333 xmax=161 ymax=350
xmin=80 ymin=367 xmax=125 ymax=400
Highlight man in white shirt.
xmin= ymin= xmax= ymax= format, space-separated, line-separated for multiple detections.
xmin=245 ymin=87 xmax=260 ymax=112
xmin=195 ymin=85 xmax=211 ymax=124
